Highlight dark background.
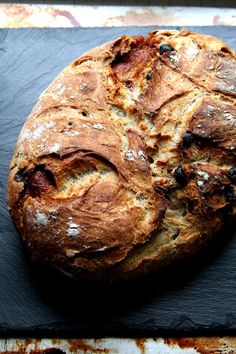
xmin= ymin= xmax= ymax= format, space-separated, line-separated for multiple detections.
xmin=0 ymin=1 xmax=235 ymax=8
xmin=1 ymin=27 xmax=236 ymax=337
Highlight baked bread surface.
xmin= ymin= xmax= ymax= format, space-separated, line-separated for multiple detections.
xmin=7 ymin=29 xmax=236 ymax=281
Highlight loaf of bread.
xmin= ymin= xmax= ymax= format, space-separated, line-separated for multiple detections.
xmin=7 ymin=29 xmax=236 ymax=281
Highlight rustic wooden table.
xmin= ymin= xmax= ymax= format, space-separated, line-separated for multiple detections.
xmin=1 ymin=3 xmax=236 ymax=353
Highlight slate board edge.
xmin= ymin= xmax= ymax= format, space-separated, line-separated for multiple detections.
xmin=1 ymin=26 xmax=236 ymax=337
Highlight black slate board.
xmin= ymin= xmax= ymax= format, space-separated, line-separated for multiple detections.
xmin=1 ymin=26 xmax=236 ymax=338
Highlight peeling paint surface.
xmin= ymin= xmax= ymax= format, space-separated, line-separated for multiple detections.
xmin=0 ymin=337 xmax=236 ymax=353
xmin=1 ymin=4 xmax=236 ymax=28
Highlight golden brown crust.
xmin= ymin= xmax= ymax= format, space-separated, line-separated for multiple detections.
xmin=189 ymin=98 xmax=236 ymax=152
xmin=7 ymin=28 xmax=236 ymax=281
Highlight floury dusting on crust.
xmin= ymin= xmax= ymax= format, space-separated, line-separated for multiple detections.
xmin=197 ymin=170 xmax=209 ymax=181
xmin=48 ymin=143 xmax=61 ymax=154
xmin=35 ymin=211 xmax=48 ymax=226
xmin=19 ymin=121 xmax=55 ymax=142
xmin=185 ymin=44 xmax=199 ymax=60
xmin=125 ymin=150 xmax=146 ymax=162
xmin=67 ymin=218 xmax=81 ymax=237
xmin=93 ymin=123 xmax=106 ymax=130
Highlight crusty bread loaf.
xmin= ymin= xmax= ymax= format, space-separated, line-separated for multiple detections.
xmin=7 ymin=28 xmax=236 ymax=281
